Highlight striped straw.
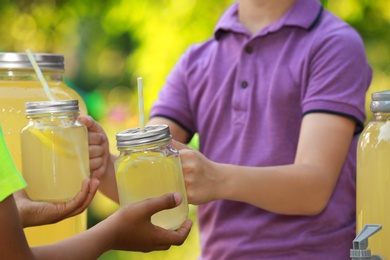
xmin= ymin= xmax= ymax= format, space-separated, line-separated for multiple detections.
xmin=137 ymin=77 xmax=145 ymax=131
xmin=25 ymin=49 xmax=56 ymax=101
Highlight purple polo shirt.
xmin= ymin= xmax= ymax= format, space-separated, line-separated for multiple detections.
xmin=151 ymin=0 xmax=372 ymax=259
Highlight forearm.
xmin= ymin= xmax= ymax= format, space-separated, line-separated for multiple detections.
xmin=32 ymin=220 xmax=114 ymax=260
xmin=215 ymin=163 xmax=336 ymax=215
xmin=0 ymin=195 xmax=112 ymax=260
xmin=196 ymin=114 xmax=353 ymax=216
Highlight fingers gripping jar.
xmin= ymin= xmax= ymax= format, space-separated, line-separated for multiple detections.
xmin=21 ymin=100 xmax=90 ymax=202
xmin=115 ymin=124 xmax=188 ymax=230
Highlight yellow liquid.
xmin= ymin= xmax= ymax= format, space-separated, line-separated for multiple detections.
xmin=357 ymin=120 xmax=390 ymax=257
xmin=115 ymin=152 xmax=188 ymax=230
xmin=21 ymin=126 xmax=89 ymax=202
xmin=0 ymin=80 xmax=89 ymax=245
xmin=24 ymin=211 xmax=87 ymax=246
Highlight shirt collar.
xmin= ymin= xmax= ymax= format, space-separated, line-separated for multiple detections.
xmin=283 ymin=0 xmax=323 ymax=30
xmin=214 ymin=0 xmax=323 ymax=40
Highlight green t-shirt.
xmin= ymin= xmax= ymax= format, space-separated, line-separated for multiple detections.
xmin=0 ymin=125 xmax=26 ymax=202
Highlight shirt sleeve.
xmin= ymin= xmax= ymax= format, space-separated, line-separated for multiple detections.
xmin=0 ymin=125 xmax=26 ymax=202
xmin=150 ymin=48 xmax=196 ymax=136
xmin=302 ymin=24 xmax=372 ymax=133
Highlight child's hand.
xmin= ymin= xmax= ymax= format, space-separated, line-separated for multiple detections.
xmin=14 ymin=178 xmax=99 ymax=228
xmin=78 ymin=115 xmax=119 ymax=202
xmin=172 ymin=140 xmax=219 ymax=205
xmin=78 ymin=116 xmax=111 ymax=180
xmin=107 ymin=193 xmax=192 ymax=252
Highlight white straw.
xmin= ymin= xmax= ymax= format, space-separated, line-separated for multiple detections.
xmin=25 ymin=49 xmax=56 ymax=101
xmin=25 ymin=50 xmax=88 ymax=177
xmin=137 ymin=77 xmax=145 ymax=131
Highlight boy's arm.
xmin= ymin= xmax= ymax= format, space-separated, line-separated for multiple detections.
xmin=0 ymin=192 xmax=192 ymax=260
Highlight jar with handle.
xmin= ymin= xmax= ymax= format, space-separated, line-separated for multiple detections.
xmin=115 ymin=124 xmax=189 ymax=230
xmin=21 ymin=100 xmax=89 ymax=202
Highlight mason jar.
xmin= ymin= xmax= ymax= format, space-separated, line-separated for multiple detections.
xmin=0 ymin=52 xmax=88 ymax=246
xmin=0 ymin=52 xmax=87 ymax=170
xmin=115 ymin=124 xmax=188 ymax=230
xmin=21 ymin=100 xmax=90 ymax=202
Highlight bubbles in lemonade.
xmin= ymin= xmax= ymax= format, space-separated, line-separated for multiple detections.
xmin=115 ymin=152 xmax=188 ymax=230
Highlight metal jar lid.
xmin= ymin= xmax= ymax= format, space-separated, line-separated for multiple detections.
xmin=0 ymin=52 xmax=64 ymax=70
xmin=370 ymin=90 xmax=390 ymax=113
xmin=25 ymin=100 xmax=79 ymax=115
xmin=116 ymin=124 xmax=172 ymax=148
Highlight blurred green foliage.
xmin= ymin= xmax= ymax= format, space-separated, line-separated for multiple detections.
xmin=326 ymin=0 xmax=390 ymax=122
xmin=1 ymin=0 xmax=390 ymax=259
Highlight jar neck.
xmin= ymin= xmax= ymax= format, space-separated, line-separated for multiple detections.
xmin=373 ymin=112 xmax=390 ymax=121
xmin=27 ymin=112 xmax=78 ymax=122
xmin=118 ymin=139 xmax=171 ymax=153
xmin=0 ymin=69 xmax=63 ymax=82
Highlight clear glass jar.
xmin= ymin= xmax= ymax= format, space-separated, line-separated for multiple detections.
xmin=0 ymin=52 xmax=87 ymax=172
xmin=357 ymin=90 xmax=390 ymax=258
xmin=115 ymin=124 xmax=188 ymax=230
xmin=21 ymin=100 xmax=90 ymax=202
xmin=0 ymin=52 xmax=88 ymax=246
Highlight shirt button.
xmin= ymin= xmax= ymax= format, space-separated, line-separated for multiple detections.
xmin=245 ymin=46 xmax=253 ymax=54
xmin=240 ymin=81 xmax=248 ymax=89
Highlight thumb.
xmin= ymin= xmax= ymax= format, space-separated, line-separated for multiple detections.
xmin=171 ymin=140 xmax=190 ymax=150
xmin=77 ymin=115 xmax=93 ymax=128
xmin=78 ymin=116 xmax=106 ymax=136
xmin=142 ymin=193 xmax=182 ymax=216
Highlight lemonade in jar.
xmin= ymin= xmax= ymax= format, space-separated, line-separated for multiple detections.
xmin=0 ymin=52 xmax=89 ymax=245
xmin=357 ymin=90 xmax=390 ymax=257
xmin=21 ymin=100 xmax=89 ymax=202
xmin=115 ymin=125 xmax=189 ymax=230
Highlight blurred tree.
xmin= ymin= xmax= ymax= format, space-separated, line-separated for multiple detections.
xmin=325 ymin=0 xmax=390 ymax=122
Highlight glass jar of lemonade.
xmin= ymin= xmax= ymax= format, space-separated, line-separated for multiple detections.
xmin=0 ymin=52 xmax=88 ymax=246
xmin=115 ymin=124 xmax=188 ymax=230
xmin=21 ymin=100 xmax=89 ymax=202
xmin=357 ymin=90 xmax=390 ymax=258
